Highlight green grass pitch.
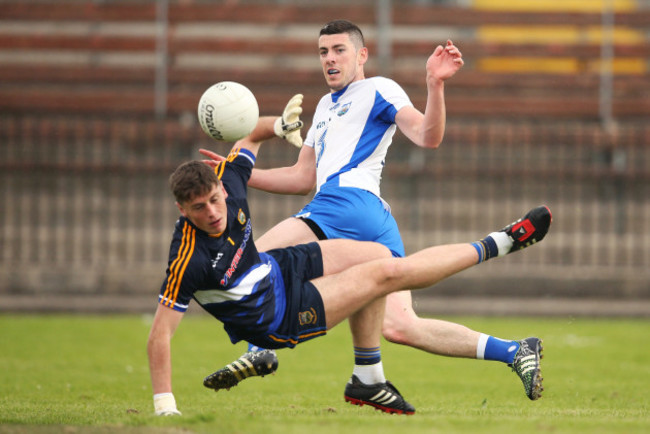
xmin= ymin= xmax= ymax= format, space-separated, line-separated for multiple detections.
xmin=1 ymin=313 xmax=649 ymax=433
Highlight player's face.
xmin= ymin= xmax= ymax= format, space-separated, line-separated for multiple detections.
xmin=176 ymin=183 xmax=229 ymax=235
xmin=318 ymin=33 xmax=367 ymax=92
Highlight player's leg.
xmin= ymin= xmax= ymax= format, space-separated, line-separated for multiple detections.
xmin=316 ymin=237 xmax=392 ymax=376
xmin=383 ymin=290 xmax=480 ymax=357
xmin=374 ymin=211 xmax=482 ymax=357
xmin=315 ymin=238 xmax=415 ymax=414
xmin=317 ymin=238 xmax=390 ymax=380
xmin=382 ymin=290 xmax=542 ymax=399
xmin=345 ymin=296 xmax=415 ymax=414
xmin=313 ymin=238 xmax=421 ymax=414
xmin=314 ymin=242 xmax=476 ymax=329
xmin=318 ymin=203 xmax=553 ymax=328
xmin=384 ymin=290 xmax=529 ymax=362
xmin=376 ymin=201 xmax=546 ymax=399
xmin=316 ymin=205 xmax=551 ymax=402
xmin=348 ymin=297 xmax=387 ymax=382
xmin=310 ymin=240 xmax=476 ymax=415
xmin=307 ymin=191 xmax=529 ymax=371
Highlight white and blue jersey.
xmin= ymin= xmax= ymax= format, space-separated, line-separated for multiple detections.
xmin=159 ymin=148 xmax=327 ymax=348
xmin=304 ymin=76 xmax=412 ymax=196
xmin=297 ymin=77 xmax=412 ymax=257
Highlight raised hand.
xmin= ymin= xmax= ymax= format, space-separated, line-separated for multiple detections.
xmin=274 ymin=94 xmax=304 ymax=148
xmin=426 ymin=40 xmax=464 ymax=82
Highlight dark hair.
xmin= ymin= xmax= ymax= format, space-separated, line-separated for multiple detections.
xmin=319 ymin=19 xmax=365 ymax=48
xmin=169 ymin=160 xmax=220 ymax=204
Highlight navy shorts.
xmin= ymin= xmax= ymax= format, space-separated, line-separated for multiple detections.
xmin=248 ymin=242 xmax=327 ymax=349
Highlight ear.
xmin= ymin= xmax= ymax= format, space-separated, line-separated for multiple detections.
xmin=221 ymin=184 xmax=228 ymax=200
xmin=175 ymin=202 xmax=187 ymax=217
xmin=358 ymin=46 xmax=368 ymax=66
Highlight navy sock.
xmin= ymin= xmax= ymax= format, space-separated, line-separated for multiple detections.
xmin=471 ymin=235 xmax=499 ymax=263
xmin=354 ymin=346 xmax=381 ymax=365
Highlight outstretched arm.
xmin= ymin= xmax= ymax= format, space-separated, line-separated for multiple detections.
xmin=395 ymin=40 xmax=464 ymax=149
xmin=147 ymin=304 xmax=184 ymax=415
xmin=247 ymin=144 xmax=316 ymax=195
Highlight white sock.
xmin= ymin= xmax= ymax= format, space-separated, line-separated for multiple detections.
xmin=352 ymin=361 xmax=386 ymax=385
xmin=487 ymin=231 xmax=513 ymax=257
xmin=476 ymin=333 xmax=489 ymax=359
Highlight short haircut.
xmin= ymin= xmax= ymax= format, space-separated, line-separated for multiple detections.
xmin=169 ymin=160 xmax=220 ymax=204
xmin=319 ymin=19 xmax=365 ymax=49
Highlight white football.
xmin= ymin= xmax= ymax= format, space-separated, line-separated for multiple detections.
xmin=197 ymin=81 xmax=259 ymax=142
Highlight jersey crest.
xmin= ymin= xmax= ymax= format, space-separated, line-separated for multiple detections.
xmin=298 ymin=307 xmax=318 ymax=326
xmin=337 ymin=102 xmax=352 ymax=117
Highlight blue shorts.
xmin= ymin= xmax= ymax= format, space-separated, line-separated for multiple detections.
xmin=247 ymin=242 xmax=327 ymax=349
xmin=294 ymin=186 xmax=405 ymax=258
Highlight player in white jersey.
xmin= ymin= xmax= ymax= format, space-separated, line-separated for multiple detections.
xmin=294 ymin=76 xmax=412 ymax=257
xmin=200 ymin=20 xmax=544 ymax=406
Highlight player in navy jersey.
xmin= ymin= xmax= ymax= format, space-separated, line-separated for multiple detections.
xmin=147 ymin=113 xmax=552 ymax=415
xmin=199 ymin=19 xmax=545 ymax=407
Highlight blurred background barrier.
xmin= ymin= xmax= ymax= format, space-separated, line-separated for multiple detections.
xmin=0 ymin=0 xmax=648 ymax=315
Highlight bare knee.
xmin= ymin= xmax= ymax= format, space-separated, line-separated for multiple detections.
xmin=376 ymin=259 xmax=405 ymax=285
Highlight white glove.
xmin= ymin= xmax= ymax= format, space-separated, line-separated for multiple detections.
xmin=153 ymin=392 xmax=182 ymax=416
xmin=274 ymin=94 xmax=304 ymax=148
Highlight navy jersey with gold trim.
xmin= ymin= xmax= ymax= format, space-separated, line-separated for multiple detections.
xmin=159 ymin=148 xmax=284 ymax=344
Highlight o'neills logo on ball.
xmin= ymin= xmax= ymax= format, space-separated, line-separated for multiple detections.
xmin=201 ymin=103 xmax=223 ymax=140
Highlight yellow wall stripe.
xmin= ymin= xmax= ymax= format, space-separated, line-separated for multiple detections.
xmin=473 ymin=0 xmax=636 ymax=12
xmin=478 ymin=57 xmax=645 ymax=74
xmin=478 ymin=26 xmax=643 ymax=44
